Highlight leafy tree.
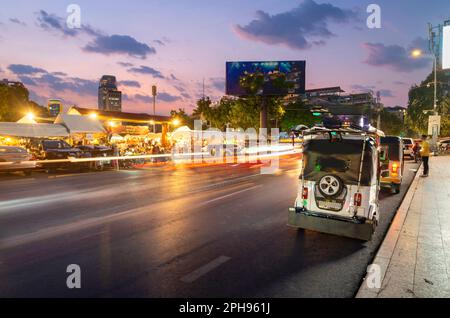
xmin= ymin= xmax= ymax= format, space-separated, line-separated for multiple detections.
xmin=406 ymin=69 xmax=450 ymax=137
xmin=280 ymin=100 xmax=320 ymax=132
xmin=192 ymin=97 xmax=212 ymax=122
xmin=0 ymin=82 xmax=48 ymax=122
xmin=379 ymin=110 xmax=404 ymax=136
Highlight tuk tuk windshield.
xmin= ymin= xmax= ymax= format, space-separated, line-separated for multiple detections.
xmin=380 ymin=136 xmax=402 ymax=161
xmin=302 ymin=137 xmax=378 ymax=186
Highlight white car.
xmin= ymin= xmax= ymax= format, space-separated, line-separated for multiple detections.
xmin=402 ymin=138 xmax=414 ymax=157
xmin=0 ymin=146 xmax=36 ymax=175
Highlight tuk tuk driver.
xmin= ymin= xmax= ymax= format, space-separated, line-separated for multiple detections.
xmin=420 ymin=135 xmax=430 ymax=177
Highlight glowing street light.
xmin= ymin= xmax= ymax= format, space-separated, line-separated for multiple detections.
xmin=411 ymin=49 xmax=423 ymax=58
xmin=26 ymin=112 xmax=35 ymax=121
xmin=89 ymin=113 xmax=98 ymax=119
xmin=172 ymin=119 xmax=181 ymax=126
xmin=108 ymin=121 xmax=117 ymax=128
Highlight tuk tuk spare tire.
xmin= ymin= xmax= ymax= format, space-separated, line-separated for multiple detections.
xmin=318 ymin=175 xmax=344 ymax=198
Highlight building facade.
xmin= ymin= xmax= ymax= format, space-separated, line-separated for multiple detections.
xmin=98 ymin=75 xmax=122 ymax=112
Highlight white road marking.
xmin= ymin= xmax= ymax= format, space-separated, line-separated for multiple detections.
xmin=181 ymin=256 xmax=231 ymax=283
xmin=201 ymin=185 xmax=263 ymax=205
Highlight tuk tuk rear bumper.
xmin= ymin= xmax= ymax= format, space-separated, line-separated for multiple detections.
xmin=288 ymin=208 xmax=375 ymax=241
xmin=380 ymin=176 xmax=401 ymax=186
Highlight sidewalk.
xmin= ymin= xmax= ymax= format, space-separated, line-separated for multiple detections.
xmin=357 ymin=156 xmax=450 ymax=298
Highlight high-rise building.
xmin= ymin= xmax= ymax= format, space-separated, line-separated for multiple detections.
xmin=98 ymin=75 xmax=122 ymax=112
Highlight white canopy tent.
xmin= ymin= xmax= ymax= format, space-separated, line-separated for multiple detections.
xmin=55 ymin=114 xmax=106 ymax=134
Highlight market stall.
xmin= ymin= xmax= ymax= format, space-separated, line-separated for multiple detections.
xmin=55 ymin=114 xmax=106 ymax=145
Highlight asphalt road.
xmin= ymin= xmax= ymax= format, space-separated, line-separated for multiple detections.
xmin=0 ymin=157 xmax=419 ymax=298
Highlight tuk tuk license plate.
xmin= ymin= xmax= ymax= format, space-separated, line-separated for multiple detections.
xmin=318 ymin=201 xmax=342 ymax=210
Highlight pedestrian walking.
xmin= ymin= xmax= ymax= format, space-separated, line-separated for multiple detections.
xmin=420 ymin=135 xmax=430 ymax=177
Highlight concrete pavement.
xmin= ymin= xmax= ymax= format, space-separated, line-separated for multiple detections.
xmin=357 ymin=156 xmax=450 ymax=298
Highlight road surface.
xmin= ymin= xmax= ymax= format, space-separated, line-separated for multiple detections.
xmin=0 ymin=157 xmax=419 ymax=297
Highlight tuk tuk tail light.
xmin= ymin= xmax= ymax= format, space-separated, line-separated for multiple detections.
xmin=354 ymin=193 xmax=362 ymax=207
xmin=302 ymin=187 xmax=308 ymax=200
xmin=391 ymin=162 xmax=399 ymax=177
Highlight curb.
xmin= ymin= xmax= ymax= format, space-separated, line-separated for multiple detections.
xmin=355 ymin=164 xmax=422 ymax=298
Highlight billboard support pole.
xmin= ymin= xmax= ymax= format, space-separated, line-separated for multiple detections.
xmin=260 ymin=96 xmax=268 ymax=130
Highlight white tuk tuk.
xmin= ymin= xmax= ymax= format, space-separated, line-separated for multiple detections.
xmin=288 ymin=126 xmax=383 ymax=241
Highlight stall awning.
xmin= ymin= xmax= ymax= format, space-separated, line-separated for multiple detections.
xmin=55 ymin=114 xmax=106 ymax=134
xmin=0 ymin=122 xmax=69 ymax=138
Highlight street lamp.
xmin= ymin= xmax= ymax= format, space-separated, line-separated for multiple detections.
xmin=26 ymin=112 xmax=35 ymax=121
xmin=411 ymin=49 xmax=422 ymax=58
xmin=172 ymin=118 xmax=181 ymax=127
xmin=89 ymin=113 xmax=98 ymax=119
xmin=411 ymin=48 xmax=440 ymax=151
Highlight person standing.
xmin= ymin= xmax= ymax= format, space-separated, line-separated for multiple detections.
xmin=420 ymin=135 xmax=430 ymax=177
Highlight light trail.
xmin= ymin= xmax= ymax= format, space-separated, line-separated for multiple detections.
xmin=0 ymin=146 xmax=302 ymax=166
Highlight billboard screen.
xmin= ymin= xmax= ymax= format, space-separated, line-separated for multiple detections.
xmin=443 ymin=25 xmax=450 ymax=70
xmin=226 ymin=61 xmax=306 ymax=96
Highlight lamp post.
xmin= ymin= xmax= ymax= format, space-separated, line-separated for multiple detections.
xmin=152 ymin=85 xmax=157 ymax=133
xmin=411 ymin=48 xmax=439 ymax=151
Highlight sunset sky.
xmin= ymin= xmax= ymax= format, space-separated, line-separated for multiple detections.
xmin=0 ymin=0 xmax=448 ymax=115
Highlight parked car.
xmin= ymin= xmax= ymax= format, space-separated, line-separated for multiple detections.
xmin=0 ymin=146 xmax=36 ymax=176
xmin=31 ymin=139 xmax=86 ymax=172
xmin=402 ymin=138 xmax=414 ymax=158
xmin=76 ymin=145 xmax=113 ymax=157
xmin=438 ymin=139 xmax=450 ymax=154
xmin=76 ymin=145 xmax=114 ymax=171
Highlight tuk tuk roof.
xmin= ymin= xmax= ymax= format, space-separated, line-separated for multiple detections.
xmin=302 ymin=126 xmax=385 ymax=138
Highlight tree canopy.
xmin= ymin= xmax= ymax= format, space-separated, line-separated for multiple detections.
xmin=0 ymin=83 xmax=48 ymax=122
xmin=406 ymin=70 xmax=450 ymax=137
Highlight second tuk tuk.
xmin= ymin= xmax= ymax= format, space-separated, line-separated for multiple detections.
xmin=288 ymin=126 xmax=383 ymax=241
xmin=380 ymin=136 xmax=404 ymax=194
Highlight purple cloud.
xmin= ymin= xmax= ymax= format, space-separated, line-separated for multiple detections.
xmin=118 ymin=62 xmax=134 ymax=68
xmin=128 ymin=65 xmax=164 ymax=78
xmin=10 ymin=18 xmax=26 ymax=26
xmin=134 ymin=94 xmax=152 ymax=103
xmin=158 ymin=92 xmax=182 ymax=102
xmin=8 ymin=64 xmax=47 ymax=75
xmin=363 ymin=38 xmax=430 ymax=72
xmin=36 ymin=10 xmax=101 ymax=38
xmin=132 ymin=93 xmax=182 ymax=104
xmin=234 ymin=0 xmax=358 ymax=50
xmin=119 ymin=80 xmax=141 ymax=88
xmin=84 ymin=34 xmax=156 ymax=59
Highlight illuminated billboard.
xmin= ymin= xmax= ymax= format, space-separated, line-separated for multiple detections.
xmin=443 ymin=25 xmax=450 ymax=70
xmin=226 ymin=61 xmax=306 ymax=96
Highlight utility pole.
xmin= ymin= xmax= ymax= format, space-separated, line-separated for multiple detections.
xmin=376 ymin=91 xmax=382 ymax=130
xmin=152 ymin=85 xmax=157 ymax=132
xmin=152 ymin=85 xmax=157 ymax=115
xmin=202 ymin=78 xmax=205 ymax=100
xmin=428 ymin=22 xmax=441 ymax=152
xmin=260 ymin=97 xmax=268 ymax=130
